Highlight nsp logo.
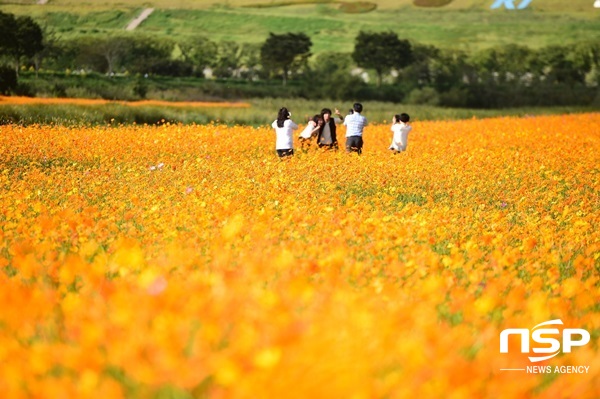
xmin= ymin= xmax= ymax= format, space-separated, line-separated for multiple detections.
xmin=500 ymin=319 xmax=590 ymax=362
xmin=491 ymin=0 xmax=533 ymax=9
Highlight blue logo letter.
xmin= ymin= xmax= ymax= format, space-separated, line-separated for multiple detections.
xmin=491 ymin=0 xmax=532 ymax=9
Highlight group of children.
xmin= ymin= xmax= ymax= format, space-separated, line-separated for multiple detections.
xmin=271 ymin=102 xmax=412 ymax=158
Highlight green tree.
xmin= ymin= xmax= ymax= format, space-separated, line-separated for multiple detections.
xmin=310 ymin=52 xmax=366 ymax=100
xmin=238 ymin=43 xmax=262 ymax=80
xmin=0 ymin=66 xmax=17 ymax=95
xmin=535 ymin=45 xmax=584 ymax=84
xmin=32 ymin=26 xmax=60 ymax=77
xmin=179 ymin=36 xmax=218 ymax=77
xmin=396 ymin=43 xmax=440 ymax=91
xmin=96 ymin=35 xmax=131 ymax=76
xmin=214 ymin=41 xmax=241 ymax=79
xmin=570 ymin=41 xmax=600 ymax=85
xmin=470 ymin=44 xmax=533 ymax=83
xmin=125 ymin=36 xmax=174 ymax=74
xmin=0 ymin=11 xmax=18 ymax=59
xmin=0 ymin=12 xmax=44 ymax=77
xmin=260 ymin=32 xmax=312 ymax=86
xmin=429 ymin=49 xmax=473 ymax=93
xmin=55 ymin=37 xmax=105 ymax=72
xmin=352 ymin=31 xmax=413 ymax=87
xmin=313 ymin=52 xmax=353 ymax=76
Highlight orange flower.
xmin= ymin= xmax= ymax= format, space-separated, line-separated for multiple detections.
xmin=0 ymin=114 xmax=598 ymax=398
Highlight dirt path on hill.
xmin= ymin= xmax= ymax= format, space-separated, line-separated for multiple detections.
xmin=126 ymin=8 xmax=155 ymax=31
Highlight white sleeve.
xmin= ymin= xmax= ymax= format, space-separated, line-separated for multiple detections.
xmin=392 ymin=126 xmax=401 ymax=146
xmin=398 ymin=126 xmax=411 ymax=147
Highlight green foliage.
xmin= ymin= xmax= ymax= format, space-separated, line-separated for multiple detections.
xmin=65 ymin=37 xmax=106 ymax=71
xmin=126 ymin=35 xmax=174 ymax=75
xmin=0 ymin=66 xmax=18 ymax=95
xmin=2 ymin=2 xmax=598 ymax=55
xmin=238 ymin=43 xmax=263 ymax=80
xmin=1 ymin=3 xmax=597 ymax=110
xmin=148 ymin=60 xmax=194 ymax=78
xmin=94 ymin=35 xmax=133 ymax=75
xmin=214 ymin=41 xmax=249 ymax=79
xmin=469 ymin=44 xmax=533 ymax=77
xmin=570 ymin=41 xmax=600 ymax=74
xmin=0 ymin=11 xmax=19 ymax=56
xmin=352 ymin=31 xmax=413 ymax=87
xmin=16 ymin=16 xmax=44 ymax=58
xmin=405 ymin=87 xmax=440 ymax=106
xmin=313 ymin=52 xmax=354 ymax=76
xmin=428 ymin=49 xmax=473 ymax=93
xmin=438 ymin=87 xmax=468 ymax=108
xmin=0 ymin=11 xmax=44 ymax=77
xmin=178 ymin=36 xmax=218 ymax=76
xmin=260 ymin=32 xmax=312 ymax=85
xmin=535 ymin=45 xmax=586 ymax=84
xmin=44 ymin=34 xmax=176 ymax=75
xmin=31 ymin=25 xmax=61 ymax=76
xmin=307 ymin=52 xmax=366 ymax=100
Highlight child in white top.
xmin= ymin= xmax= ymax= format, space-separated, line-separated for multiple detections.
xmin=389 ymin=113 xmax=412 ymax=153
xmin=299 ymin=114 xmax=323 ymax=139
xmin=299 ymin=114 xmax=323 ymax=149
xmin=272 ymin=107 xmax=298 ymax=158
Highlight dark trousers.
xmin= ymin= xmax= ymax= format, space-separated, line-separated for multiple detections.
xmin=318 ymin=142 xmax=338 ymax=150
xmin=345 ymin=136 xmax=363 ymax=154
xmin=276 ymin=149 xmax=294 ymax=158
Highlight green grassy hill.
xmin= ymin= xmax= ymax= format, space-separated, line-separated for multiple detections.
xmin=2 ymin=0 xmax=596 ymax=12
xmin=1 ymin=0 xmax=598 ymax=53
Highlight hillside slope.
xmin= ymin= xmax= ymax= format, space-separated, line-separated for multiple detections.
xmin=0 ymin=0 xmax=598 ymax=52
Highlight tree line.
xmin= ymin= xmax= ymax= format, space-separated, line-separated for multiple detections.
xmin=0 ymin=10 xmax=598 ymax=108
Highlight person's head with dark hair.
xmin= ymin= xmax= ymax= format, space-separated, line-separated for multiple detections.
xmin=399 ymin=113 xmax=410 ymax=123
xmin=312 ymin=114 xmax=324 ymax=126
xmin=349 ymin=109 xmax=354 ymax=115
xmin=277 ymin=107 xmax=290 ymax=128
xmin=320 ymin=108 xmax=332 ymax=123
xmin=353 ymin=102 xmax=363 ymax=113
xmin=393 ymin=114 xmax=401 ymax=124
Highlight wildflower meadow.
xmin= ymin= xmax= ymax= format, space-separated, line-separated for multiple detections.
xmin=0 ymin=113 xmax=599 ymax=398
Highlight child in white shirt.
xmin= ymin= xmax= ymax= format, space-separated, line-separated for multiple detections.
xmin=299 ymin=114 xmax=323 ymax=149
xmin=389 ymin=113 xmax=412 ymax=153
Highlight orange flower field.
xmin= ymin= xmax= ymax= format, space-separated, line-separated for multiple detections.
xmin=0 ymin=113 xmax=599 ymax=398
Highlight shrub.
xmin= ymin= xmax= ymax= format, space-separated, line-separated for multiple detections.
xmin=439 ymin=87 xmax=469 ymax=107
xmin=65 ymin=86 xmax=101 ymax=99
xmin=148 ymin=60 xmax=194 ymax=77
xmin=0 ymin=66 xmax=18 ymax=95
xmin=406 ymin=87 xmax=440 ymax=106
xmin=14 ymin=82 xmax=35 ymax=97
